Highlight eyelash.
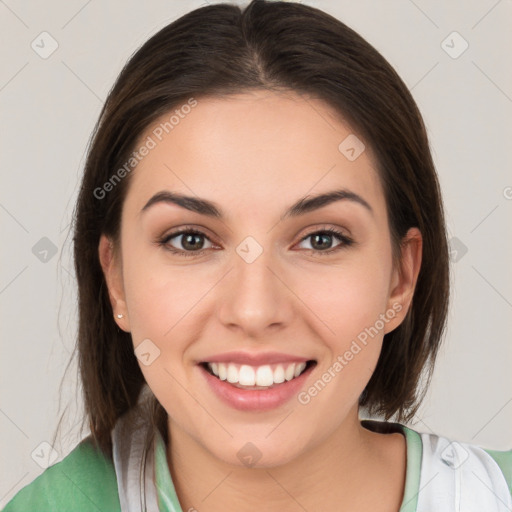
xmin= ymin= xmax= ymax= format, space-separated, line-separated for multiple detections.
xmin=156 ymin=226 xmax=354 ymax=258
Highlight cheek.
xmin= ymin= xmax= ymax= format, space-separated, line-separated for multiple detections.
xmin=122 ymin=255 xmax=202 ymax=415
xmin=295 ymin=278 xmax=388 ymax=415
xmin=293 ymin=244 xmax=393 ymax=398
xmin=121 ymin=246 xmax=214 ymax=384
xmin=298 ymin=252 xmax=392 ymax=343
xmin=121 ymin=238 xmax=200 ymax=340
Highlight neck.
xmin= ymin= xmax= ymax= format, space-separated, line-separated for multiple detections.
xmin=166 ymin=406 xmax=407 ymax=512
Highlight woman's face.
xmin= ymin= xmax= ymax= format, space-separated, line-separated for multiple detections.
xmin=100 ymin=89 xmax=420 ymax=468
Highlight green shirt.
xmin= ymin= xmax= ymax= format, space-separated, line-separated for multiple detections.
xmin=3 ymin=422 xmax=511 ymax=511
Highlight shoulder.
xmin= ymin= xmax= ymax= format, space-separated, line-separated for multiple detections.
xmin=484 ymin=447 xmax=512 ymax=495
xmin=414 ymin=428 xmax=512 ymax=508
xmin=2 ymin=436 xmax=120 ymax=512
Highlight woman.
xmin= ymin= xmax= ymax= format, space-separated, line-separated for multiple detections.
xmin=3 ymin=1 xmax=511 ymax=511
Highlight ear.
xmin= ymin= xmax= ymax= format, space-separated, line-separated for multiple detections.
xmin=384 ymin=227 xmax=422 ymax=334
xmin=98 ymin=234 xmax=131 ymax=332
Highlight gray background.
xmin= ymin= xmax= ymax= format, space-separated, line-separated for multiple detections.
xmin=1 ymin=0 xmax=511 ymax=505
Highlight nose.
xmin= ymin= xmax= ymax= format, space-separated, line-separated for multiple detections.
xmin=217 ymin=238 xmax=294 ymax=338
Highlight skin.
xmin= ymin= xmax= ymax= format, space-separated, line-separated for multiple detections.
xmin=99 ymin=89 xmax=422 ymax=511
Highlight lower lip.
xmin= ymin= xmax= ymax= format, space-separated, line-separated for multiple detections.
xmin=199 ymin=363 xmax=316 ymax=412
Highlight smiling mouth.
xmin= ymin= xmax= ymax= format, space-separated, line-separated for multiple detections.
xmin=200 ymin=360 xmax=317 ymax=390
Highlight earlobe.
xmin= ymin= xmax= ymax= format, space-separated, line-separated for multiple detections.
xmin=98 ymin=234 xmax=130 ymax=332
xmin=384 ymin=228 xmax=423 ymax=334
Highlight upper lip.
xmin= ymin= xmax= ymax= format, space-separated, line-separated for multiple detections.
xmin=199 ymin=351 xmax=313 ymax=366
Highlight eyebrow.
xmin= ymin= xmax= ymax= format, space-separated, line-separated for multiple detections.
xmin=140 ymin=188 xmax=373 ymax=220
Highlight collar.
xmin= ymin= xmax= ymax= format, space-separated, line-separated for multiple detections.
xmin=152 ymin=418 xmax=422 ymax=512
xmin=113 ymin=409 xmax=510 ymax=512
xmin=360 ymin=419 xmax=422 ymax=512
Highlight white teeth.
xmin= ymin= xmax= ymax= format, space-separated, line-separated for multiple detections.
xmin=255 ymin=365 xmax=274 ymax=387
xmin=218 ymin=363 xmax=227 ymax=381
xmin=206 ymin=361 xmax=310 ymax=387
xmin=227 ymin=363 xmax=239 ymax=384
xmin=284 ymin=364 xmax=295 ymax=381
xmin=294 ymin=362 xmax=307 ymax=378
xmin=238 ymin=365 xmax=255 ymax=386
xmin=273 ymin=365 xmax=285 ymax=384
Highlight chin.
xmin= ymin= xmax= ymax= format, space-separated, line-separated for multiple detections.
xmin=203 ymin=432 xmax=310 ymax=470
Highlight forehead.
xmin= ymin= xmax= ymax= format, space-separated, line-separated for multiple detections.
xmin=124 ymin=90 xmax=385 ymax=220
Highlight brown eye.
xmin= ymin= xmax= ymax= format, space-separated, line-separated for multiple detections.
xmin=159 ymin=228 xmax=214 ymax=257
xmin=157 ymin=226 xmax=354 ymax=258
xmin=296 ymin=228 xmax=354 ymax=255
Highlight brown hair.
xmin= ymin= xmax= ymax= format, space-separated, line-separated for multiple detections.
xmin=70 ymin=0 xmax=449 ymax=458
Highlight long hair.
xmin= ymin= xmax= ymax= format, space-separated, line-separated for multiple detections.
xmin=71 ymin=0 xmax=449 ymax=458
